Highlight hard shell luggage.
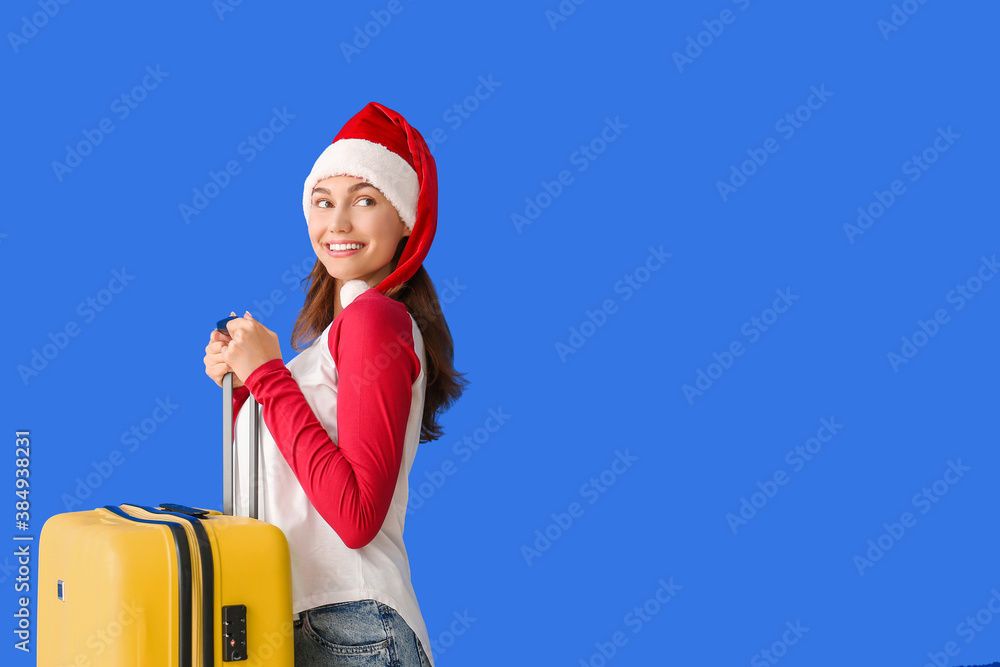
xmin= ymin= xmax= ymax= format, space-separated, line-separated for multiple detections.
xmin=38 ymin=373 xmax=293 ymax=666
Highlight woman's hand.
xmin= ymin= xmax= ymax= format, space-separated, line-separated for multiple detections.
xmin=220 ymin=311 xmax=283 ymax=384
xmin=203 ymin=311 xmax=244 ymax=388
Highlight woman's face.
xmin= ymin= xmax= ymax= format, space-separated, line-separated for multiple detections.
xmin=307 ymin=175 xmax=411 ymax=291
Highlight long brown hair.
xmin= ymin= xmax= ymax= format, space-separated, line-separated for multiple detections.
xmin=290 ymin=237 xmax=468 ymax=443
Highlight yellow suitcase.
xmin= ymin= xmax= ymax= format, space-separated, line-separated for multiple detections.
xmin=38 ymin=373 xmax=293 ymax=665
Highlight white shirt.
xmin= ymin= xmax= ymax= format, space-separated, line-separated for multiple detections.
xmin=233 ymin=283 xmax=434 ymax=664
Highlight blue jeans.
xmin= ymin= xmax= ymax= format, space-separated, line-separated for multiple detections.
xmin=293 ymin=599 xmax=433 ymax=667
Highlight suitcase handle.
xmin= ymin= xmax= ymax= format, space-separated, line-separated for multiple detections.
xmin=158 ymin=503 xmax=212 ymax=518
xmin=223 ymin=371 xmax=260 ymax=518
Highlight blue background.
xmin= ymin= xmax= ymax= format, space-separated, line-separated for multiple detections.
xmin=4 ymin=1 xmax=998 ymax=665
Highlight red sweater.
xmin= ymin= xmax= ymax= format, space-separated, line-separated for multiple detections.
xmin=232 ymin=291 xmax=421 ymax=548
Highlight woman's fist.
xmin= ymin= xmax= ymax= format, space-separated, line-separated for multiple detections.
xmin=219 ymin=311 xmax=283 ymax=384
xmin=203 ymin=312 xmax=243 ymax=388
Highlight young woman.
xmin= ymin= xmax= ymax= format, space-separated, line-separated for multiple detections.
xmin=202 ymin=102 xmax=466 ymax=667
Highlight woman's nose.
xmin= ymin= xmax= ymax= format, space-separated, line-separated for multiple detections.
xmin=327 ymin=205 xmax=352 ymax=231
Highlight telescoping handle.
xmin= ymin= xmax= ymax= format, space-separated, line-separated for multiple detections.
xmin=222 ymin=371 xmax=260 ymax=519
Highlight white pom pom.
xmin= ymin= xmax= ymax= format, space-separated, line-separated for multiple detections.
xmin=340 ymin=279 xmax=370 ymax=309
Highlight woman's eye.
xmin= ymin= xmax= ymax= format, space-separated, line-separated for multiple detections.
xmin=315 ymin=199 xmax=332 ymax=208
xmin=357 ymin=196 xmax=375 ymax=207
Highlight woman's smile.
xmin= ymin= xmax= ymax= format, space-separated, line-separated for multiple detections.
xmin=326 ymin=241 xmax=367 ymax=257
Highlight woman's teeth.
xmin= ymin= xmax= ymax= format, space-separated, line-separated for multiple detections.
xmin=329 ymin=243 xmax=363 ymax=251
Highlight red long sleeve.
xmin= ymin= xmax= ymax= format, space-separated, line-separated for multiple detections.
xmin=242 ymin=291 xmax=420 ymax=549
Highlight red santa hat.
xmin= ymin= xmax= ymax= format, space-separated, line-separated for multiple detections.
xmin=302 ymin=102 xmax=437 ymax=296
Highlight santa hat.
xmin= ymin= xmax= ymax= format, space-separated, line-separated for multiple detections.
xmin=302 ymin=102 xmax=437 ymax=296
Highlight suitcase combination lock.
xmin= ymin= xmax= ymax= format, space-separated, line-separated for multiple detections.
xmin=222 ymin=604 xmax=248 ymax=661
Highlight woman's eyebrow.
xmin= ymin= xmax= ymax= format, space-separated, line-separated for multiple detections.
xmin=312 ymin=182 xmax=376 ymax=196
xmin=347 ymin=182 xmax=376 ymax=193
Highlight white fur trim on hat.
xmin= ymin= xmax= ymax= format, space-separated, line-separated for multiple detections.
xmin=340 ymin=279 xmax=371 ymax=309
xmin=303 ymin=138 xmax=419 ymax=229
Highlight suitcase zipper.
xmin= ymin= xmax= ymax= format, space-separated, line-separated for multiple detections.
xmin=103 ymin=505 xmax=197 ymax=667
xmin=143 ymin=505 xmax=218 ymax=666
xmin=126 ymin=504 xmax=217 ymax=667
xmin=107 ymin=504 xmax=217 ymax=667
